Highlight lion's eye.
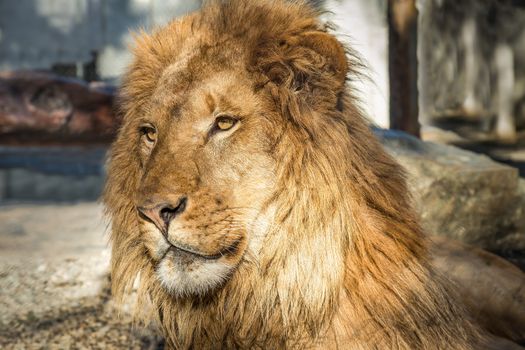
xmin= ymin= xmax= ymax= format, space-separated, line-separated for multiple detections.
xmin=140 ymin=126 xmax=157 ymax=144
xmin=215 ymin=116 xmax=237 ymax=131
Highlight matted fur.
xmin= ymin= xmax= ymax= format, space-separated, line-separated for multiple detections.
xmin=104 ymin=0 xmax=486 ymax=348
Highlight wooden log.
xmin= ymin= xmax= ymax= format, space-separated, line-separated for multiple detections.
xmin=388 ymin=0 xmax=420 ymax=137
xmin=0 ymin=70 xmax=117 ymax=144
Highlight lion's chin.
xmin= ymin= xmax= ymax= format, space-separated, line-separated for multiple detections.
xmin=155 ymin=249 xmax=234 ymax=297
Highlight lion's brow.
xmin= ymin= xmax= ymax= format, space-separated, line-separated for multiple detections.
xmin=205 ymin=93 xmax=216 ymax=114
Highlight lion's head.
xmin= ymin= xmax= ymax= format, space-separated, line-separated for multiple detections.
xmin=105 ymin=0 xmax=351 ymax=298
xmin=104 ymin=0 xmax=480 ymax=348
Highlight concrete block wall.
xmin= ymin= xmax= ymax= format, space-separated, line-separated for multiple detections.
xmin=0 ymin=0 xmax=201 ymax=81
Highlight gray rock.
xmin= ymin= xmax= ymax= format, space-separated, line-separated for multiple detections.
xmin=376 ymin=129 xmax=525 ymax=250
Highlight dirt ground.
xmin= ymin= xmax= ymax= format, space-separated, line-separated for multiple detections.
xmin=0 ymin=202 xmax=163 ymax=349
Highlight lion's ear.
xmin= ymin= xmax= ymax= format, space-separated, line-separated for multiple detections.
xmin=295 ymin=31 xmax=348 ymax=85
xmin=255 ymin=30 xmax=348 ymax=93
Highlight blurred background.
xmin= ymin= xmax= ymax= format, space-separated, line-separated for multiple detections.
xmin=0 ymin=0 xmax=524 ymax=348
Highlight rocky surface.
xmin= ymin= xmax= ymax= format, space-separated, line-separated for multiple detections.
xmin=376 ymin=128 xmax=525 ymax=251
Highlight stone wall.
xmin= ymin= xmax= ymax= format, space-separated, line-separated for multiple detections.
xmin=418 ymin=0 xmax=525 ymax=140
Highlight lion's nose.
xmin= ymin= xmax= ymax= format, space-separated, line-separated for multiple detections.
xmin=137 ymin=196 xmax=187 ymax=233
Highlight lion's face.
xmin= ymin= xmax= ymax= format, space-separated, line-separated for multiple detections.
xmin=133 ymin=65 xmax=276 ymax=296
xmin=107 ymin=0 xmax=350 ymax=301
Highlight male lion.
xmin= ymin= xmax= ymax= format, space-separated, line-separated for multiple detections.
xmin=104 ymin=0 xmax=524 ymax=348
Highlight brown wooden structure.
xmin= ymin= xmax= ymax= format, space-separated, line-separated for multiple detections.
xmin=388 ymin=0 xmax=420 ymax=137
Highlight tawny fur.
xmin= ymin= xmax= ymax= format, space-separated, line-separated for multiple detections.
xmin=104 ymin=1 xmax=489 ymax=348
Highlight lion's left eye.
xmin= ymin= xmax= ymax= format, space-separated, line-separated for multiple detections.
xmin=214 ymin=116 xmax=237 ymax=131
xmin=140 ymin=126 xmax=157 ymax=144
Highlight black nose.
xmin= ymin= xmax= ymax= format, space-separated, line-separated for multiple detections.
xmin=138 ymin=196 xmax=187 ymax=233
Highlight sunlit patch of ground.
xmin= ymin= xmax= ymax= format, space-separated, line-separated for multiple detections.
xmin=0 ymin=203 xmax=163 ymax=349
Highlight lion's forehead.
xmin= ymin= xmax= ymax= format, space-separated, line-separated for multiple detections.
xmin=149 ymin=68 xmax=257 ymax=128
xmin=153 ymin=39 xmax=248 ymax=95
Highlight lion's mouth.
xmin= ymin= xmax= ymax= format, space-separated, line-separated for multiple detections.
xmin=168 ymin=243 xmax=222 ymax=260
xmin=165 ymin=239 xmax=241 ymax=261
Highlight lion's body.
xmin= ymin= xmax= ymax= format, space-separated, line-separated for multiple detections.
xmin=104 ymin=1 xmax=488 ymax=348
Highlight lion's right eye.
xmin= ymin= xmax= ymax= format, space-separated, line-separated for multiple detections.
xmin=209 ymin=115 xmax=239 ymax=136
xmin=216 ymin=116 xmax=237 ymax=131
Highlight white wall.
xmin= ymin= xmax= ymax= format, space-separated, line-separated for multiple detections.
xmin=324 ymin=0 xmax=389 ymax=127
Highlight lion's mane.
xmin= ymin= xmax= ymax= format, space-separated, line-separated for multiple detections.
xmin=104 ymin=1 xmax=483 ymax=348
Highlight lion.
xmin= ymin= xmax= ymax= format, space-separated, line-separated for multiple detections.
xmin=103 ymin=0 xmax=524 ymax=348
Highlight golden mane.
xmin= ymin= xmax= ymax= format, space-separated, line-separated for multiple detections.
xmin=104 ymin=0 xmax=485 ymax=348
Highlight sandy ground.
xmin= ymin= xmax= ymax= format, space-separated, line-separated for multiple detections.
xmin=0 ymin=202 xmax=163 ymax=349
